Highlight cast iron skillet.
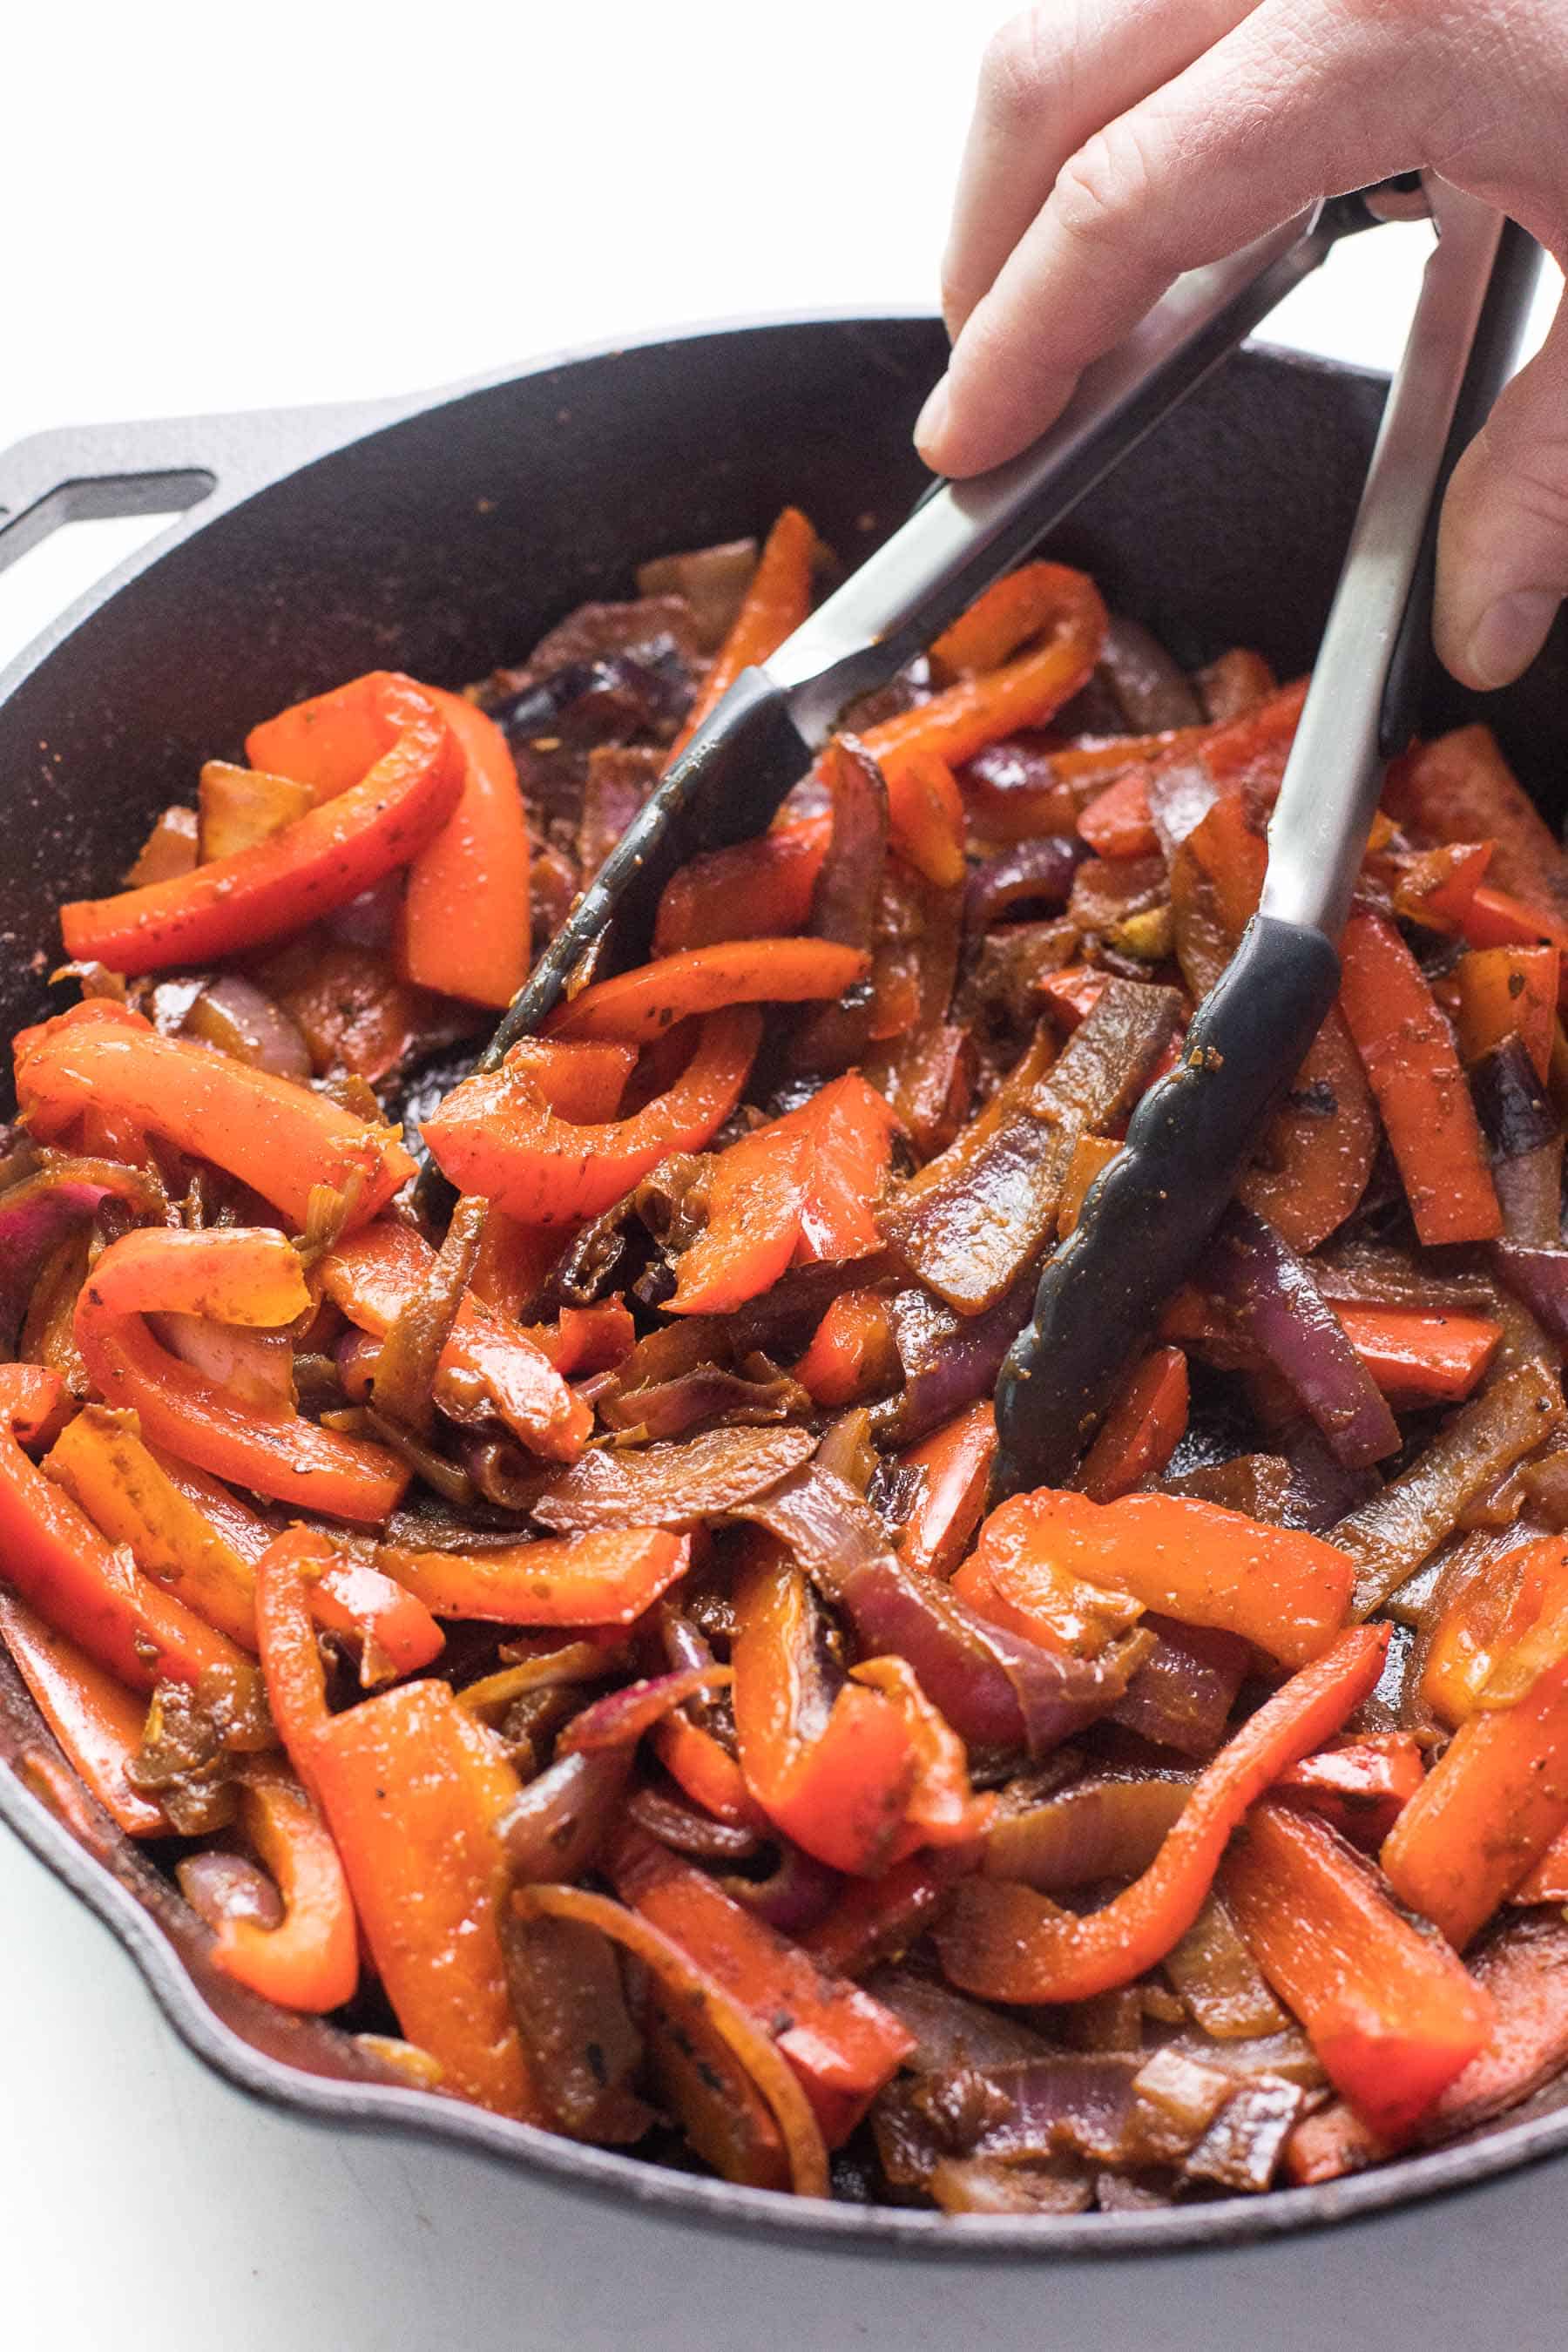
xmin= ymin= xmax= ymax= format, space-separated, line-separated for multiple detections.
xmin=3 ymin=317 xmax=1568 ymax=2254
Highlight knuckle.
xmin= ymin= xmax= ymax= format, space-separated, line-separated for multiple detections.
xmin=1051 ymin=121 xmax=1153 ymax=253
xmin=977 ymin=8 xmax=1057 ymax=126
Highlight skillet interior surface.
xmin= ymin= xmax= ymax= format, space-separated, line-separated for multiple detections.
xmin=3 ymin=317 xmax=1568 ymax=2252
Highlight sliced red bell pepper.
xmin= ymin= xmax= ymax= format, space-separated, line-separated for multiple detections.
xmin=1036 ymin=965 xmax=1109 ymax=1031
xmin=1389 ymin=840 xmax=1493 ymax=932
xmin=1421 ymin=1537 xmax=1561 ymax=1731
xmin=1272 ymin=1732 xmax=1425 ymax=1849
xmin=803 ymin=1850 xmax=975 ymax=1979
xmin=377 ymin=1527 xmax=691 ymax=1625
xmin=0 ymin=1361 xmax=75 ymax=1447
xmin=1057 ymin=1134 xmax=1120 ymax=1237
xmin=893 ymin=1401 xmax=997 ymax=1580
xmin=848 ymin=1653 xmax=992 ymax=1855
xmin=212 ymin=1754 xmax=360 ymax=2014
xmin=253 ymin=1527 xmax=332 ymax=1788
xmin=1387 ymin=723 xmax=1568 ymax=935
xmin=1337 ymin=907 xmax=1502 ymax=1246
xmin=0 ymin=1363 xmax=264 ymax=1719
xmin=883 ymin=749 xmax=967 ymax=888
xmin=306 ymin=1553 xmax=444 ymax=1681
xmin=608 ymin=1821 xmax=915 ymax=2145
xmin=1077 ymin=769 xmax=1158 ymax=860
xmin=1453 ymin=943 xmax=1558 ymax=1083
xmin=936 ymin=1624 xmax=1388 ymax=2003
xmin=1457 ymin=883 xmax=1568 ymax=991
xmin=792 ymin=1288 xmax=901 ymax=1408
xmin=1078 ymin=1346 xmax=1189 ymax=1502
xmin=320 ymin=1218 xmax=591 ymax=1462
xmin=396 ymin=687 xmax=531 ymax=1010
xmin=1222 ymin=1800 xmax=1493 ymax=2141
xmin=60 ymin=673 xmax=463 ymax=974
xmin=499 ymin=1038 xmax=638 ymax=1122
xmin=15 ymin=1004 xmax=412 ymax=1229
xmin=75 ymin=1227 xmax=408 ymax=1523
xmin=964 ymin=1487 xmax=1353 ymax=1669
xmin=1332 ymin=1302 xmax=1501 ymax=1406
xmin=303 ymin=1676 xmax=536 ymax=2117
xmin=862 ymin=564 xmax=1105 ymax=775
xmin=652 ymin=1709 xmax=768 ymax=1832
xmin=670 ymin=507 xmax=819 ymax=758
xmin=423 ymin=1005 xmax=759 ymax=1222
xmin=546 ymin=937 xmax=868 ymax=1045
xmin=526 ymin=1299 xmax=636 ymax=1377
xmin=652 ymin=816 xmax=831 ymax=954
xmin=0 ymin=1586 xmax=167 ymax=1837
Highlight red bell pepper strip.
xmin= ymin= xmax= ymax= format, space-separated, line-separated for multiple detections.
xmin=1036 ymin=966 xmax=1109 ymax=1031
xmin=320 ymin=1219 xmax=591 ymax=1461
xmin=936 ymin=1624 xmax=1388 ymax=2003
xmin=1222 ymin=1800 xmax=1493 ymax=2141
xmin=212 ymin=1754 xmax=360 ymax=2014
xmin=423 ymin=1005 xmax=760 ymax=1222
xmin=306 ymin=1554 xmax=445 ymax=1682
xmin=0 ymin=1587 xmax=167 ymax=1837
xmin=1272 ymin=1732 xmax=1426 ymax=1849
xmin=1389 ymin=840 xmax=1493 ymax=932
xmin=0 ymin=1362 xmax=74 ymax=1447
xmin=1453 ymin=944 xmax=1558 ymax=1083
xmin=893 ymin=1401 xmax=997 ymax=1580
xmin=862 ymin=563 xmax=1105 ymax=774
xmin=1332 ymin=1302 xmax=1501 ymax=1406
xmin=1077 ymin=769 xmax=1159 ymax=860
xmin=527 ymin=1299 xmax=636 ymax=1377
xmin=1078 ymin=1346 xmax=1189 ymax=1502
xmin=15 ymin=1004 xmax=412 ymax=1230
xmin=652 ymin=1709 xmax=768 ymax=1831
xmin=74 ymin=1227 xmax=408 ymax=1523
xmin=254 ymin=1527 xmax=332 ymax=1789
xmin=546 ymin=937 xmax=868 ymax=1045
xmin=396 ymin=688 xmax=530 ymax=1010
xmin=1456 ymin=884 xmax=1568 ymax=994
xmin=1382 ymin=1576 xmax=1568 ymax=1947
xmin=792 ymin=1288 xmax=901 ymax=1408
xmin=1515 ymin=1817 xmax=1568 ymax=1903
xmin=848 ymin=1653 xmax=993 ymax=1854
xmin=1337 ymin=908 xmax=1502 ymax=1245
xmin=59 ymin=674 xmax=463 ymax=974
xmin=608 ymin=1821 xmax=915 ymax=2145
xmin=653 ymin=817 xmax=831 ymax=953
xmin=669 ymin=507 xmax=818 ymax=758
xmin=964 ymin=1487 xmax=1353 ymax=1670
xmin=244 ymin=667 xmax=426 ymax=801
xmin=376 ymin=1528 xmax=691 ymax=1625
xmin=302 ymin=1677 xmax=536 ymax=2118
xmin=1387 ymin=723 xmax=1568 ymax=932
xmin=0 ymin=1363 xmax=264 ymax=1717
xmin=883 ymin=749 xmax=967 ymax=888
xmin=499 ymin=1039 xmax=638 ymax=1122
xmin=1056 ymin=1134 xmax=1121 ymax=1238
xmin=803 ymin=1851 xmax=975 ymax=1979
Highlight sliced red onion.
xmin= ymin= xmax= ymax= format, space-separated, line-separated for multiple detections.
xmin=1110 ymin=1615 xmax=1249 ymax=1757
xmin=0 ymin=1159 xmax=163 ymax=1352
xmin=1203 ymin=1205 xmax=1399 ymax=1468
xmin=328 ymin=873 xmax=405 ymax=951
xmin=531 ymin=1424 xmax=816 ymax=1531
xmin=1470 ymin=1033 xmax=1558 ymax=1162
xmin=498 ymin=1746 xmax=631 ymax=1882
xmin=1281 ymin=1429 xmax=1384 ymax=1531
xmin=1490 ymin=1241 xmax=1568 ymax=1342
xmin=1182 ymin=2074 xmax=1308 ymax=2193
xmin=557 ymin=1665 xmax=729 ymax=1755
xmin=188 ymin=975 xmax=312 ymax=1082
xmin=879 ymin=1270 xmax=1037 ymax=1446
xmin=720 ymin=1842 xmax=842 ymax=1936
xmin=1494 ymin=1142 xmax=1564 ymax=1246
xmin=964 ymin=837 xmax=1083 ymax=929
xmin=152 ymin=1312 xmax=296 ymax=1409
xmin=983 ymin=1769 xmax=1193 ymax=1892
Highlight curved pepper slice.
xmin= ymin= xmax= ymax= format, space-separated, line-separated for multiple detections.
xmin=397 ymin=689 xmax=531 ymax=1010
xmin=653 ymin=816 xmax=832 ymax=953
xmin=15 ymin=1004 xmax=411 ymax=1230
xmin=669 ymin=506 xmax=818 ymax=758
xmin=423 ymin=1006 xmax=760 ymax=1222
xmin=59 ymin=673 xmax=463 ymax=974
xmin=377 ymin=1527 xmax=691 ymax=1625
xmin=212 ymin=1754 xmax=360 ymax=2015
xmin=0 ymin=1586 xmax=167 ymax=1836
xmin=0 ymin=1363 xmax=265 ymax=1721
xmin=254 ymin=1527 xmax=333 ymax=1790
xmin=546 ymin=938 xmax=868 ymax=1045
xmin=936 ymin=1624 xmax=1389 ymax=2004
xmin=75 ymin=1227 xmax=409 ymax=1523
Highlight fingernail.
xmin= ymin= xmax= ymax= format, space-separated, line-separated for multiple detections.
xmin=1463 ymin=590 xmax=1559 ymax=688
xmin=915 ymin=375 xmax=950 ymax=462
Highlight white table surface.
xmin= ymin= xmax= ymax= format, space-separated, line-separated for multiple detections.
xmin=3 ymin=8 xmax=1565 ymax=2345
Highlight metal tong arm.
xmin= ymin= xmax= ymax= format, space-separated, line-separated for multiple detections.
xmin=1261 ymin=190 xmax=1542 ymax=940
xmin=770 ymin=199 xmax=1369 ymax=745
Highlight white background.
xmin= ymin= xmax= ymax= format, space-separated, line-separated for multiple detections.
xmin=2 ymin=6 xmax=1565 ymax=2346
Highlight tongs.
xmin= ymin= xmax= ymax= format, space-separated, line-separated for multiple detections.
xmin=475 ymin=173 xmax=1539 ymax=1498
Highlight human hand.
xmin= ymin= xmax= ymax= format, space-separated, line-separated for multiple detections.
xmin=919 ymin=1 xmax=1568 ymax=689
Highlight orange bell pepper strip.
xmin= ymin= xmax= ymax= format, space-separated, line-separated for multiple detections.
xmin=652 ymin=816 xmax=831 ymax=953
xmin=848 ymin=1653 xmax=993 ymax=1855
xmin=423 ymin=1004 xmax=760 ymax=1222
xmin=396 ymin=688 xmax=531 ymax=1010
xmin=1221 ymin=1801 xmax=1493 ymax=2142
xmin=883 ymin=749 xmax=967 ymax=888
xmin=792 ymin=1288 xmax=901 ymax=1407
xmin=1386 ymin=723 xmax=1568 ymax=931
xmin=253 ymin=1527 xmax=332 ymax=1786
xmin=211 ymin=1754 xmax=360 ymax=2014
xmin=1389 ymin=840 xmax=1493 ymax=932
xmin=1272 ymin=1731 xmax=1425 ymax=1850
xmin=498 ymin=1038 xmax=638 ymax=1122
xmin=306 ymin=1554 xmax=445 ymax=1682
xmin=935 ymin=1623 xmax=1388 ymax=2004
xmin=731 ymin=1545 xmax=917 ymax=1876
xmin=1456 ymin=884 xmax=1568 ymax=996
xmin=59 ymin=675 xmax=463 ymax=975
xmin=1057 ymin=1135 xmax=1120 ymax=1238
xmin=302 ymin=1676 xmax=536 ymax=2117
xmin=0 ymin=1363 xmax=264 ymax=1718
xmin=893 ymin=1400 xmax=997 ymax=1580
xmin=652 ymin=1709 xmax=768 ymax=1832
xmin=1078 ymin=1345 xmax=1189 ymax=1503
xmin=376 ymin=1527 xmax=691 ymax=1625
xmin=0 ymin=1587 xmax=167 ymax=1837
xmin=545 ymin=937 xmax=868 ymax=1045
xmin=1514 ymin=1816 xmax=1568 ymax=1903
xmin=669 ymin=506 xmax=819 ymax=758
xmin=1453 ymin=944 xmax=1558 ymax=1083
xmin=667 ymin=1073 xmax=901 ymax=1315
xmin=74 ymin=1227 xmax=408 ymax=1523
xmin=320 ymin=1219 xmax=591 ymax=1462
xmin=607 ymin=1821 xmax=916 ymax=2145
xmin=1382 ymin=1574 xmax=1568 ymax=1947
xmin=862 ymin=562 xmax=1105 ymax=774
xmin=1337 ymin=907 xmax=1502 ymax=1245
xmin=1077 ymin=769 xmax=1159 ymax=860
xmin=526 ymin=1299 xmax=636 ymax=1377
xmin=1331 ymin=1302 xmax=1501 ymax=1407
xmin=0 ymin=1361 xmax=75 ymax=1447
xmin=1036 ymin=966 xmax=1109 ymax=1031
xmin=963 ymin=1488 xmax=1354 ymax=1670
xmin=14 ymin=1004 xmax=412 ymax=1231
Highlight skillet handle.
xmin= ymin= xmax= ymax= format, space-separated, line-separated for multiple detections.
xmin=0 ymin=398 xmax=407 ymax=580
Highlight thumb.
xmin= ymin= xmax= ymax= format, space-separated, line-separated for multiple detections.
xmin=1435 ymin=285 xmax=1568 ymax=690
